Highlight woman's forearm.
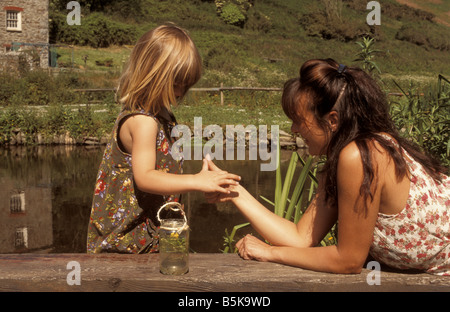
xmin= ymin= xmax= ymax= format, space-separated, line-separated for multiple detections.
xmin=237 ymin=234 xmax=364 ymax=274
xmin=268 ymin=244 xmax=363 ymax=274
xmin=230 ymin=185 xmax=308 ymax=248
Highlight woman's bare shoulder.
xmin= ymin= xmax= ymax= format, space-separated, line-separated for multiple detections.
xmin=338 ymin=141 xmax=362 ymax=166
xmin=339 ymin=138 xmax=392 ymax=166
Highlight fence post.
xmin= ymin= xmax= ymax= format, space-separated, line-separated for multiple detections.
xmin=220 ymin=82 xmax=224 ymax=105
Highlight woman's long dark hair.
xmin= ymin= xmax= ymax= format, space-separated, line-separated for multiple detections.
xmin=282 ymin=59 xmax=446 ymax=212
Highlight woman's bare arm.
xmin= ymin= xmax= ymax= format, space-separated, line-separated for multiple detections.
xmin=235 ymin=142 xmax=381 ymax=273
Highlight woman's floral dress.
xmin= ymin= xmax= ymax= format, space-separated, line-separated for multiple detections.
xmin=87 ymin=108 xmax=183 ymax=253
xmin=370 ymin=139 xmax=450 ymax=275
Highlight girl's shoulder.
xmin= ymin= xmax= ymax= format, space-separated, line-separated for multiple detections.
xmin=119 ymin=108 xmax=158 ymax=121
xmin=116 ymin=109 xmax=161 ymax=130
xmin=119 ymin=107 xmax=176 ymax=126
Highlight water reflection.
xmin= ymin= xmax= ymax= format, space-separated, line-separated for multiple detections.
xmin=0 ymin=145 xmax=303 ymax=253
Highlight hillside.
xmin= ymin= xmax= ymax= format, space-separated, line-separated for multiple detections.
xmin=50 ymin=0 xmax=450 ymax=89
xmin=395 ymin=0 xmax=450 ymax=27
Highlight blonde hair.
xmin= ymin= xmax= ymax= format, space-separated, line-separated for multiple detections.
xmin=118 ymin=24 xmax=202 ymax=114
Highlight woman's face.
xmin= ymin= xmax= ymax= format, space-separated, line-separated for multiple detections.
xmin=291 ymin=110 xmax=333 ymax=156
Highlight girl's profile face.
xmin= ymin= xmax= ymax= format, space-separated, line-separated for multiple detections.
xmin=291 ymin=110 xmax=330 ymax=156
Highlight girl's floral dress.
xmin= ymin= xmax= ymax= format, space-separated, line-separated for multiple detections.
xmin=87 ymin=108 xmax=183 ymax=253
xmin=370 ymin=138 xmax=450 ymax=275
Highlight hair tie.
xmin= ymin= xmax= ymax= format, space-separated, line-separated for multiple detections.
xmin=337 ymin=64 xmax=347 ymax=74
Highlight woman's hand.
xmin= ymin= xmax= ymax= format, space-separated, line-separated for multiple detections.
xmin=195 ymin=157 xmax=241 ymax=194
xmin=204 ymin=186 xmax=239 ymax=203
xmin=236 ymin=235 xmax=273 ymax=262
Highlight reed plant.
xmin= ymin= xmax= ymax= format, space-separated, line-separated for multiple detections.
xmin=261 ymin=144 xmax=337 ymax=246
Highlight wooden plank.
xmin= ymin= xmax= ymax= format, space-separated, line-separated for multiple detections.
xmin=0 ymin=253 xmax=448 ymax=292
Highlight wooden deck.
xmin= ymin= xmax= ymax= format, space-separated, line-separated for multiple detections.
xmin=0 ymin=253 xmax=448 ymax=292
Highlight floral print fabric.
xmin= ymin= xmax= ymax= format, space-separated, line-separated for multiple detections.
xmin=370 ymin=140 xmax=450 ymax=275
xmin=87 ymin=108 xmax=183 ymax=253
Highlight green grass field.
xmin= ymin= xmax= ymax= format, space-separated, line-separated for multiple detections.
xmin=52 ymin=0 xmax=450 ymax=93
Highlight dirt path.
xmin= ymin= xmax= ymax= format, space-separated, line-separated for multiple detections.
xmin=395 ymin=0 xmax=450 ymax=27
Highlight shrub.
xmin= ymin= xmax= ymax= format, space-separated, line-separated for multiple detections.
xmin=390 ymin=75 xmax=450 ymax=170
xmin=0 ymin=70 xmax=85 ymax=107
xmin=50 ymin=12 xmax=138 ymax=48
xmin=322 ymin=0 xmax=343 ymax=21
xmin=343 ymin=0 xmax=435 ymax=22
xmin=0 ymin=73 xmax=22 ymax=106
xmin=51 ymin=0 xmax=145 ymax=20
xmin=299 ymin=12 xmax=370 ymax=42
xmin=245 ymin=9 xmax=273 ymax=33
xmin=95 ymin=59 xmax=114 ymax=67
xmin=395 ymin=21 xmax=450 ymax=51
xmin=203 ymin=38 xmax=247 ymax=72
xmin=219 ymin=3 xmax=247 ymax=26
xmin=215 ymin=0 xmax=254 ymax=27
xmin=0 ymin=71 xmax=52 ymax=106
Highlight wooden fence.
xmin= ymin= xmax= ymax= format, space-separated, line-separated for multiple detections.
xmin=73 ymin=85 xmax=285 ymax=105
xmin=73 ymin=86 xmax=413 ymax=105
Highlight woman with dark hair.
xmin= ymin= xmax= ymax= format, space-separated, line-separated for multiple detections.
xmin=206 ymin=59 xmax=450 ymax=275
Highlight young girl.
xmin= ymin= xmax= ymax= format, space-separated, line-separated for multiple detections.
xmin=206 ymin=59 xmax=450 ymax=275
xmin=87 ymin=25 xmax=240 ymax=254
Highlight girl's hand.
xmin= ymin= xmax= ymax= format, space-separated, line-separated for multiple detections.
xmin=203 ymin=156 xmax=240 ymax=202
xmin=235 ymin=234 xmax=273 ymax=262
xmin=195 ymin=158 xmax=241 ymax=194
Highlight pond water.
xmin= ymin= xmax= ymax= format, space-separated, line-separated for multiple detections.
xmin=0 ymin=145 xmax=304 ymax=254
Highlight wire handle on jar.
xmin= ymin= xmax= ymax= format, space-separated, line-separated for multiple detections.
xmin=157 ymin=202 xmax=188 ymax=233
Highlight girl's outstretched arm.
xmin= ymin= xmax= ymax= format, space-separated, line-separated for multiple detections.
xmin=121 ymin=114 xmax=241 ymax=195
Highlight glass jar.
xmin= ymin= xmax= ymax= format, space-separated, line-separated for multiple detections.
xmin=158 ymin=203 xmax=189 ymax=275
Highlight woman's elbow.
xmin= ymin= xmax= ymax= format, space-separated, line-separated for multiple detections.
xmin=339 ymin=263 xmax=363 ymax=274
xmin=331 ymin=254 xmax=365 ymax=274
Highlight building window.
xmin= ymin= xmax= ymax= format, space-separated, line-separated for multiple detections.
xmin=5 ymin=9 xmax=22 ymax=32
xmin=10 ymin=192 xmax=26 ymax=214
xmin=15 ymin=227 xmax=28 ymax=248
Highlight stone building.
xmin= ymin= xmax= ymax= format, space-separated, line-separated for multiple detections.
xmin=0 ymin=0 xmax=49 ymax=70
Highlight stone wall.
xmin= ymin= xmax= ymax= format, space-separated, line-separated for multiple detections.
xmin=0 ymin=0 xmax=49 ymax=69
xmin=0 ymin=52 xmax=21 ymax=73
xmin=5 ymin=129 xmax=111 ymax=146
